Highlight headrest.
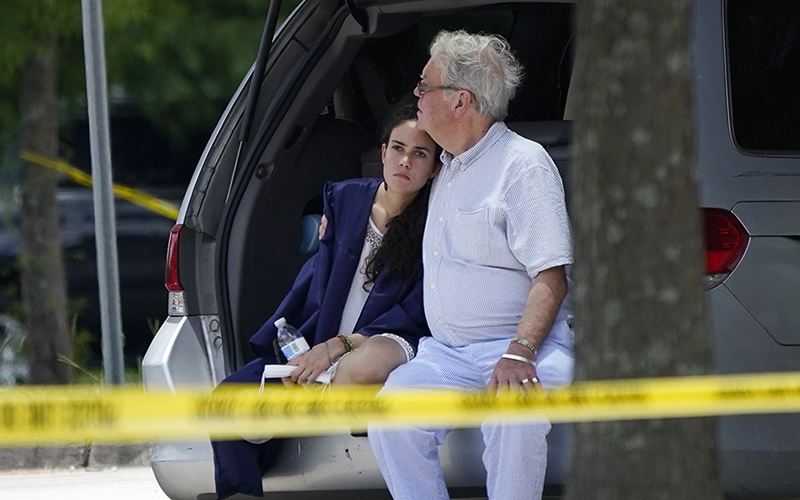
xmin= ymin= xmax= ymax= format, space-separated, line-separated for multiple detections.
xmin=298 ymin=214 xmax=322 ymax=255
xmin=360 ymin=148 xmax=383 ymax=179
xmin=507 ymin=121 xmax=572 ymax=147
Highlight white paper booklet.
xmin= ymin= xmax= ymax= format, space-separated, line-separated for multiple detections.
xmin=261 ymin=364 xmax=333 ymax=384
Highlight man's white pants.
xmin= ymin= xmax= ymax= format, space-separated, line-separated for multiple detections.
xmin=368 ymin=335 xmax=574 ymax=500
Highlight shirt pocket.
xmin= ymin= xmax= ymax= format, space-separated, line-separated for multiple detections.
xmin=452 ymin=208 xmax=490 ymax=262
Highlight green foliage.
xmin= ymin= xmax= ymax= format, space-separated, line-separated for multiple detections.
xmin=0 ymin=1 xmax=81 ymax=84
xmin=73 ymin=364 xmax=143 ymax=384
xmin=1 ymin=1 xmax=304 ymax=378
xmin=68 ymin=296 xmax=93 ymax=368
xmin=147 ymin=317 xmax=160 ymax=336
xmin=2 ymin=0 xmax=303 ymax=148
xmin=0 ymin=0 xmax=142 ymax=147
xmin=100 ymin=0 xmax=268 ymax=144
xmin=0 ymin=2 xmax=74 ymax=144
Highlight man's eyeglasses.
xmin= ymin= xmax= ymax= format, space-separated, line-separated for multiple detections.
xmin=416 ymin=78 xmax=463 ymax=95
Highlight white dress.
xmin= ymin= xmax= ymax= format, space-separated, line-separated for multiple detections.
xmin=336 ymin=217 xmax=415 ymax=362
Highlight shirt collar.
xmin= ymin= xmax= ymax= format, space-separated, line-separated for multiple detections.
xmin=440 ymin=122 xmax=508 ymax=171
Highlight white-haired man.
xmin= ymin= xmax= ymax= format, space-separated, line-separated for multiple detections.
xmin=368 ymin=30 xmax=574 ymax=500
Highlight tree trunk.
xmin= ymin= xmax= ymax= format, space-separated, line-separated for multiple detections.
xmin=566 ymin=1 xmax=722 ymax=498
xmin=19 ymin=31 xmax=73 ymax=384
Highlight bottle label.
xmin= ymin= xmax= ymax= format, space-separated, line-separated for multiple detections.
xmin=281 ymin=337 xmax=310 ymax=361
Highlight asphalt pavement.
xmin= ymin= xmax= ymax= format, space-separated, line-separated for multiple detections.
xmin=0 ymin=466 xmax=168 ymax=500
xmin=0 ymin=466 xmax=500 ymax=500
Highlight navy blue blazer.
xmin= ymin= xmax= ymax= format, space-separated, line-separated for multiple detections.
xmin=249 ymin=177 xmax=430 ymax=360
xmin=214 ymin=178 xmax=432 ymax=500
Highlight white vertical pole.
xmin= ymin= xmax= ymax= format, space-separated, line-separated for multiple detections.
xmin=81 ymin=0 xmax=124 ymax=384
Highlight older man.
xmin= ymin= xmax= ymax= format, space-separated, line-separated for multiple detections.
xmin=367 ymin=30 xmax=574 ymax=500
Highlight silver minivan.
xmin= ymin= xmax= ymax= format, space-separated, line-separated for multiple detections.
xmin=142 ymin=1 xmax=800 ymax=498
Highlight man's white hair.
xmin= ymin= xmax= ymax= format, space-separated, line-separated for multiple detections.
xmin=429 ymin=30 xmax=523 ymax=121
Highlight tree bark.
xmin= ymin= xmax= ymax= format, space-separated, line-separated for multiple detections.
xmin=19 ymin=31 xmax=73 ymax=384
xmin=566 ymin=1 xmax=721 ymax=498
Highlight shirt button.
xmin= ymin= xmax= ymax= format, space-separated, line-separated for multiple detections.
xmin=438 ymin=217 xmax=444 ymax=222
xmin=437 ymin=319 xmax=443 ymax=325
xmin=433 ymin=251 xmax=439 ymax=256
xmin=430 ymin=284 xmax=436 ymax=290
xmin=447 ymin=182 xmax=452 ymax=187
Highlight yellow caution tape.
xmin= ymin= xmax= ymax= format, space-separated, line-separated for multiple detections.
xmin=2 ymin=371 xmax=800 ymax=446
xmin=20 ymin=151 xmax=180 ymax=221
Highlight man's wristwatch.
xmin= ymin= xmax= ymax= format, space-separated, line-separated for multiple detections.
xmin=510 ymin=337 xmax=539 ymax=357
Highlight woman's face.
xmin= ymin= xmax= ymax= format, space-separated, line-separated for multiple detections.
xmin=381 ymin=120 xmax=440 ymax=195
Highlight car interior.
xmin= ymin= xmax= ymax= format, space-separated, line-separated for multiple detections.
xmin=222 ymin=3 xmax=576 ymax=370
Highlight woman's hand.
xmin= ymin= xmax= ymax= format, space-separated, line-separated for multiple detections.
xmin=318 ymin=215 xmax=328 ymax=240
xmin=281 ymin=341 xmax=333 ymax=386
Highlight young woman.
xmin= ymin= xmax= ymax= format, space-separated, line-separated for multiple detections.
xmin=213 ymin=104 xmax=441 ymax=499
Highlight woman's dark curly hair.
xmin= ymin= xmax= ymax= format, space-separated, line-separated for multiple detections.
xmin=364 ymin=104 xmax=441 ymax=287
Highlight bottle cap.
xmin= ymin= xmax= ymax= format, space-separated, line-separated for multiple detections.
xmin=274 ymin=317 xmax=287 ymax=328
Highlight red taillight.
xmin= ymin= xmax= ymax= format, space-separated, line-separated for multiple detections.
xmin=165 ymin=224 xmax=183 ymax=291
xmin=703 ymin=208 xmax=748 ymax=275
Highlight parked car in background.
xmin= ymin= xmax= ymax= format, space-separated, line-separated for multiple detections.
xmin=0 ymin=187 xmax=179 ymax=367
xmin=142 ymin=0 xmax=800 ymax=499
xmin=1 ymin=103 xmax=202 ymax=369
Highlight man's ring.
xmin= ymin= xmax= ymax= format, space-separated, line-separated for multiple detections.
xmin=520 ymin=377 xmax=539 ymax=385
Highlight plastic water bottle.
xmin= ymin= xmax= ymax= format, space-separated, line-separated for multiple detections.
xmin=275 ymin=317 xmax=309 ymax=361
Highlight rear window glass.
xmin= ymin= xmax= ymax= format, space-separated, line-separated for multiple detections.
xmin=727 ymin=0 xmax=800 ymax=153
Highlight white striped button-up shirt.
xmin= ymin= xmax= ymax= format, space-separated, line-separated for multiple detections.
xmin=423 ymin=122 xmax=573 ymax=348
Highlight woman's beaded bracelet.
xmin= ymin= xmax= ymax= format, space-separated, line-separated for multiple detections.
xmin=337 ymin=333 xmax=354 ymax=353
xmin=510 ymin=337 xmax=539 ymax=357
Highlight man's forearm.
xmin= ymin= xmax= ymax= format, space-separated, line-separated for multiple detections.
xmin=507 ymin=266 xmax=568 ymax=358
